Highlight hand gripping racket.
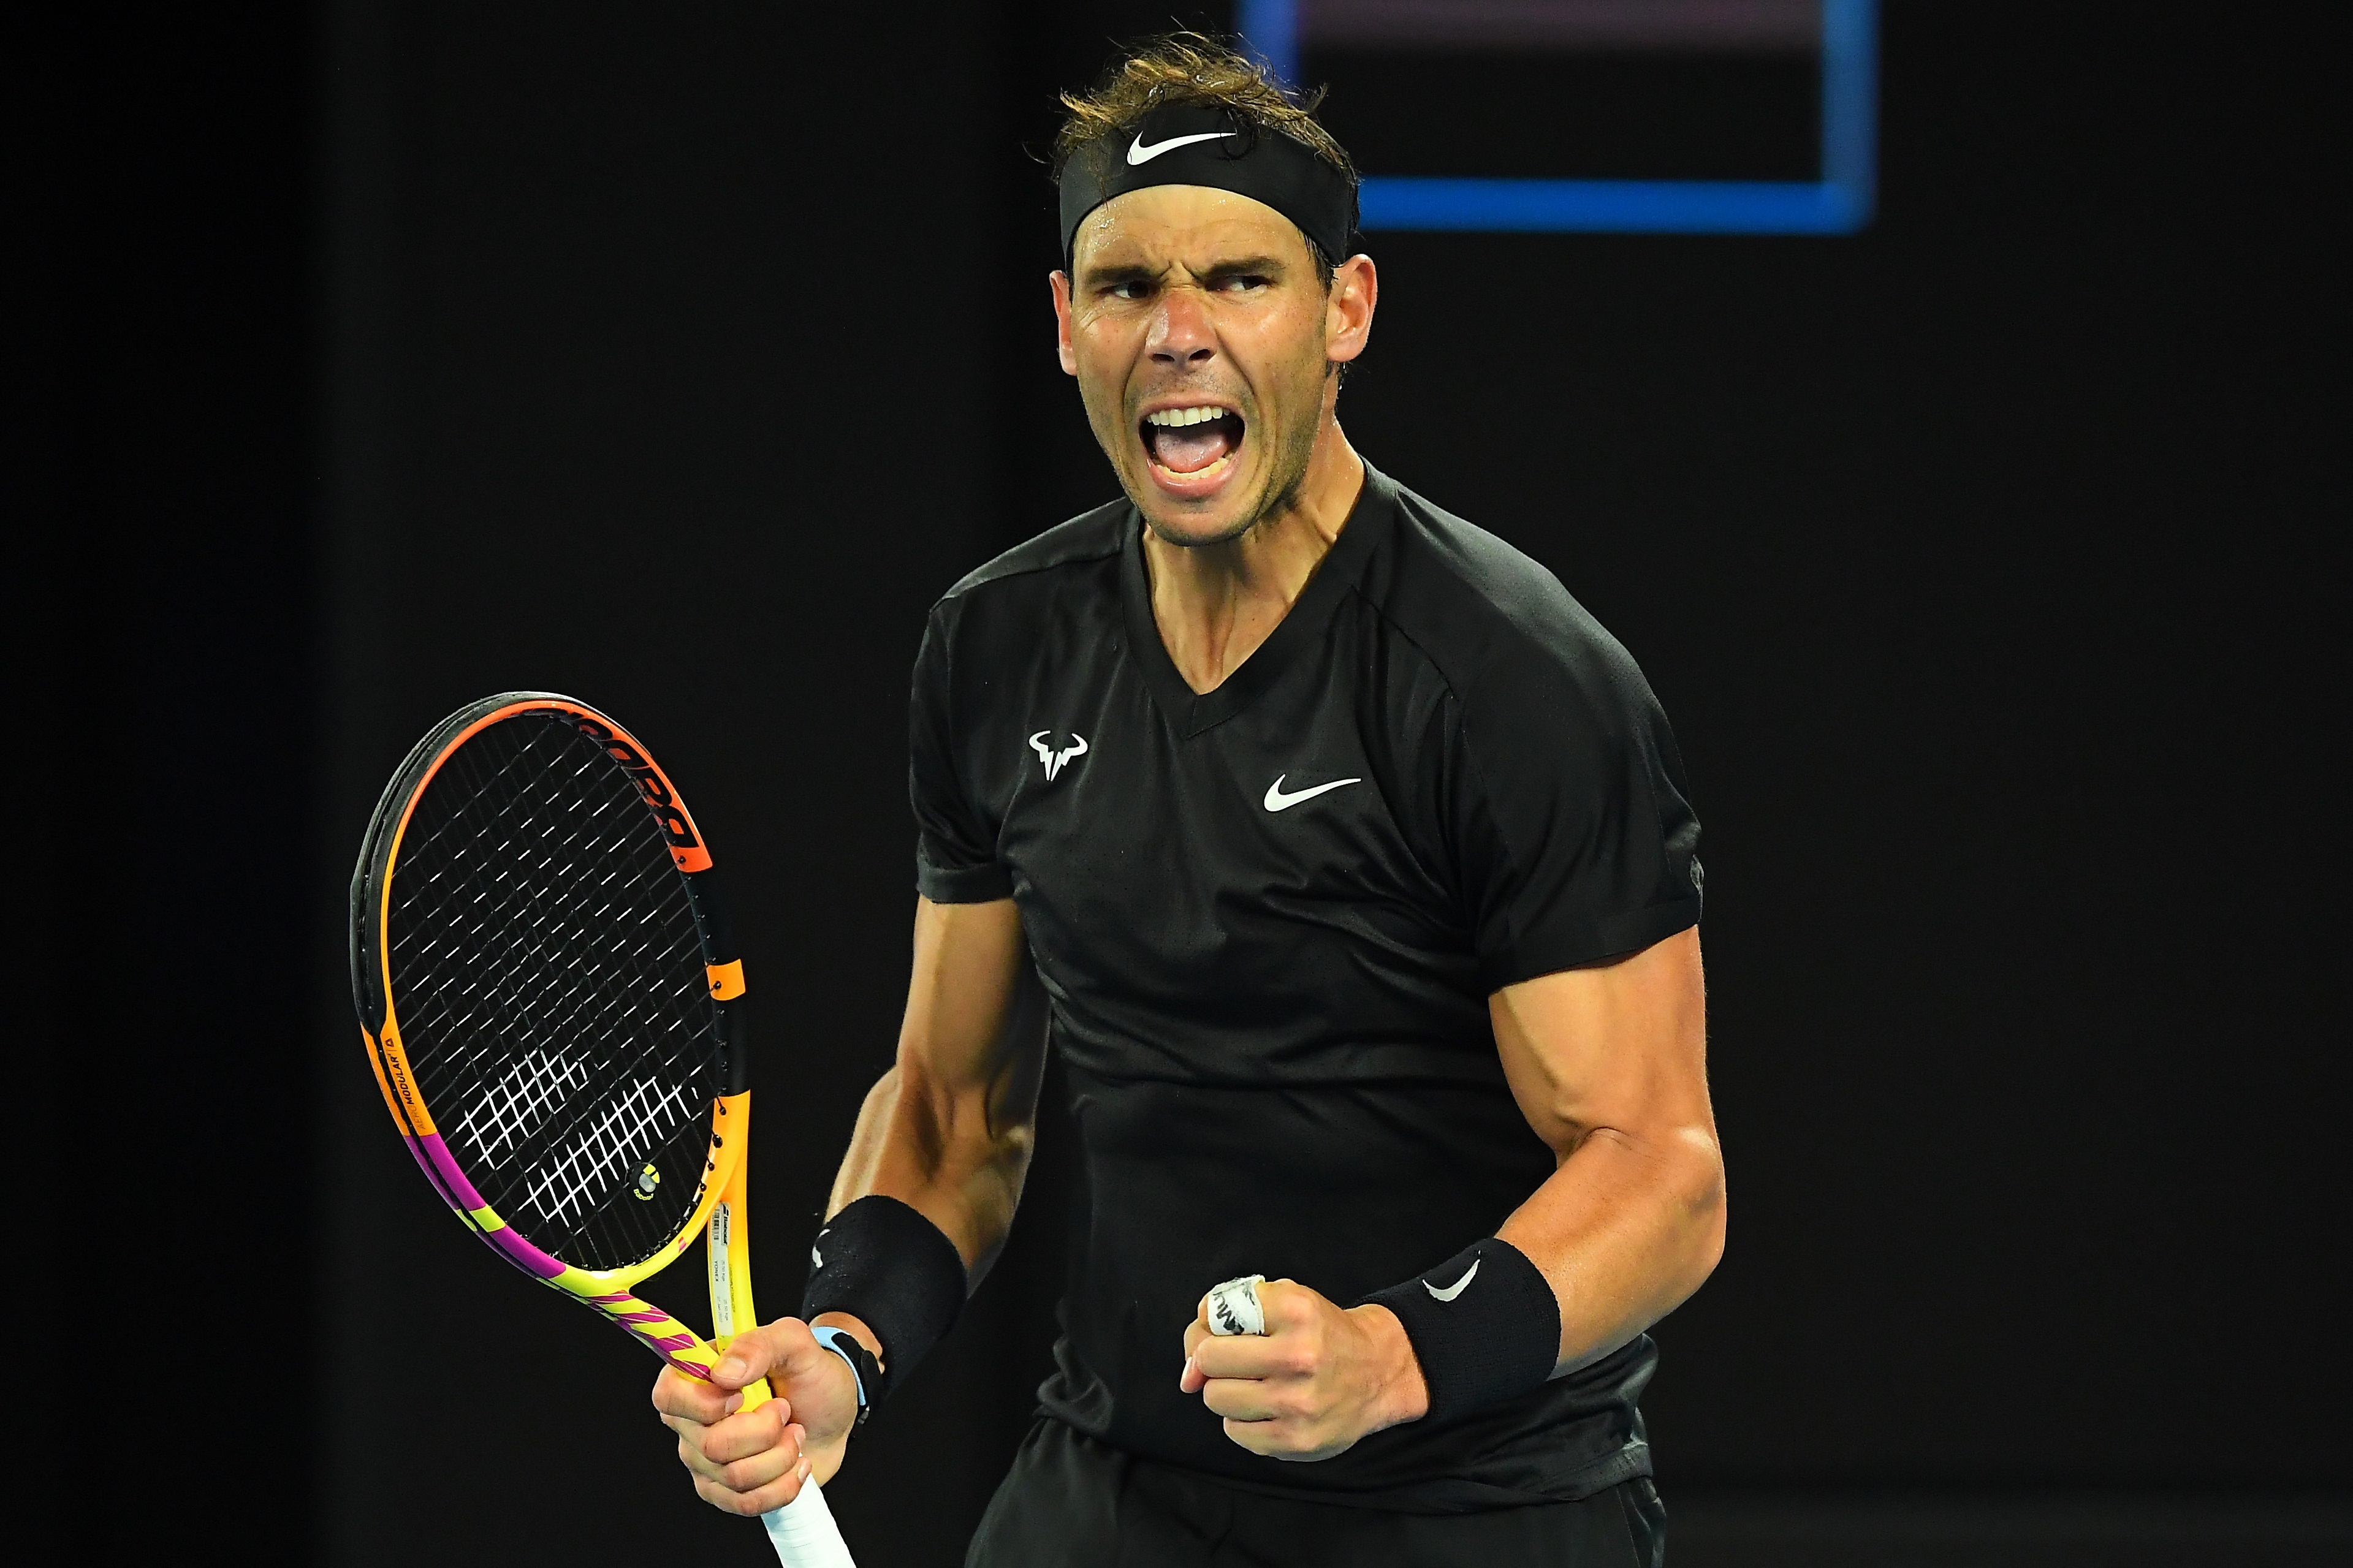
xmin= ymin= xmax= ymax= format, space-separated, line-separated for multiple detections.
xmin=350 ymin=692 xmax=856 ymax=1566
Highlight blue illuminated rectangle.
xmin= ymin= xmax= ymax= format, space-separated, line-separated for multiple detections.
xmin=1239 ymin=0 xmax=1877 ymax=236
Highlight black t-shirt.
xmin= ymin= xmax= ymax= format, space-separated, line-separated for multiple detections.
xmin=910 ymin=464 xmax=1703 ymax=1512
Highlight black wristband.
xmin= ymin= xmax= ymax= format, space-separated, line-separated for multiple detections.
xmin=800 ymin=1195 xmax=967 ymax=1403
xmin=1361 ymin=1237 xmax=1560 ymax=1425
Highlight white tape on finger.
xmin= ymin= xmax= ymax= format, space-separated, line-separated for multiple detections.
xmin=763 ymin=1477 xmax=856 ymax=1567
xmin=1206 ymin=1273 xmax=1268 ymax=1336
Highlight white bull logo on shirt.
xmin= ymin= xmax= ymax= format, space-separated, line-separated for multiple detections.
xmin=1028 ymin=730 xmax=1089 ymax=781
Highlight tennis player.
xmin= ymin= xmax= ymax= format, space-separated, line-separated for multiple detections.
xmin=655 ymin=35 xmax=1723 ymax=1566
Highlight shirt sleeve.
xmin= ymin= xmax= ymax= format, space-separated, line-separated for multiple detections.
xmin=1451 ymin=627 xmax=1703 ymax=992
xmin=909 ymin=604 xmax=1014 ymax=904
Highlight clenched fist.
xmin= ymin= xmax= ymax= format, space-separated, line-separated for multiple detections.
xmin=1179 ymin=1278 xmax=1430 ymax=1460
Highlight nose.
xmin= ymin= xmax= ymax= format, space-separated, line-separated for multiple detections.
xmin=1146 ymin=286 xmax=1217 ymax=371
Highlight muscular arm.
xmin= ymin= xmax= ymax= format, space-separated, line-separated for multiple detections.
xmin=1491 ymin=925 xmax=1725 ymax=1371
xmin=826 ymin=894 xmax=1048 ymax=1288
xmin=1182 ymin=926 xmax=1721 ymax=1458
xmin=653 ymin=895 xmax=1043 ymax=1512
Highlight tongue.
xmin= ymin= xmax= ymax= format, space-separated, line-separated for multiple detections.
xmin=1153 ymin=422 xmax=1236 ymax=474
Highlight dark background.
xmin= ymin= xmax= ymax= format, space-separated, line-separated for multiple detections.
xmin=46 ymin=2 xmax=2343 ymax=1562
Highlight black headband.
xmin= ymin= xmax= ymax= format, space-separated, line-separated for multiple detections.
xmin=1057 ymin=104 xmax=1356 ymax=273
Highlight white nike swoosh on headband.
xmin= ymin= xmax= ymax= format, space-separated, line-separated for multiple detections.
xmin=1128 ymin=129 xmax=1237 ymax=165
xmin=1424 ymin=1260 xmax=1480 ymax=1302
xmin=1264 ymin=775 xmax=1363 ymax=812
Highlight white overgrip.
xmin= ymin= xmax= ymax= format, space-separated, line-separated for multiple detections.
xmin=763 ymin=1479 xmax=856 ymax=1568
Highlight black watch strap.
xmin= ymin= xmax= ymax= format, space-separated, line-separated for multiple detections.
xmin=809 ymin=1324 xmax=880 ymax=1426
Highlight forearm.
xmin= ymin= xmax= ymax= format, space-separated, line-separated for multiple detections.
xmin=808 ymin=1058 xmax=1036 ymax=1388
xmin=1495 ymin=1123 xmax=1726 ymax=1373
xmin=826 ymin=1058 xmax=1036 ymax=1283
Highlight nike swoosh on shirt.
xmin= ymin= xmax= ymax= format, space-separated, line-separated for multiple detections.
xmin=1263 ymin=775 xmax=1363 ymax=812
xmin=1128 ymin=129 xmax=1237 ymax=165
xmin=1424 ymin=1259 xmax=1480 ymax=1303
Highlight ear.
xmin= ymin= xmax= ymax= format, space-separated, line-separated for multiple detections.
xmin=1050 ymin=270 xmax=1078 ymax=376
xmin=1325 ymin=254 xmax=1378 ymax=368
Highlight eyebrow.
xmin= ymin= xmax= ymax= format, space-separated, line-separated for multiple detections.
xmin=1082 ymin=261 xmax=1161 ymax=290
xmin=1201 ymin=255 xmax=1288 ymax=281
xmin=1081 ymin=254 xmax=1293 ymax=290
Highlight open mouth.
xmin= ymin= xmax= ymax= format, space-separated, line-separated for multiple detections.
xmin=1141 ymin=404 xmax=1245 ymax=487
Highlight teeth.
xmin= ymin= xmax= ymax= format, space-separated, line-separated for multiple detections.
xmin=1145 ymin=406 xmax=1231 ymax=427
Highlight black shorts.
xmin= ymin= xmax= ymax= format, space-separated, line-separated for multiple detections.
xmin=965 ymin=1419 xmax=1667 ymax=1568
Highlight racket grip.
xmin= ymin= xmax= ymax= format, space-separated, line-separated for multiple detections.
xmin=762 ymin=1479 xmax=856 ymax=1567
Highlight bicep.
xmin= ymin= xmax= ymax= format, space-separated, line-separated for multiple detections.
xmin=832 ymin=896 xmax=1044 ymax=1260
xmin=898 ymin=896 xmax=1046 ymax=1116
xmin=1488 ymin=926 xmax=1711 ymax=1157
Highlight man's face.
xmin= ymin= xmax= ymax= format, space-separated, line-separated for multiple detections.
xmin=1053 ymin=185 xmax=1359 ymax=546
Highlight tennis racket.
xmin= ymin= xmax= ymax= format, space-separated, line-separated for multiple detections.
xmin=349 ymin=691 xmax=856 ymax=1566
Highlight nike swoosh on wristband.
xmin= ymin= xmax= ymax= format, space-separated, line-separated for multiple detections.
xmin=1424 ymin=1260 xmax=1480 ymax=1302
xmin=1128 ymin=129 xmax=1237 ymax=165
xmin=1263 ymin=775 xmax=1363 ymax=811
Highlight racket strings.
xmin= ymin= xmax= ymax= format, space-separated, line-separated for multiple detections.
xmin=400 ymin=730 xmax=710 ymax=1263
xmin=387 ymin=717 xmax=724 ymax=1270
xmin=524 ymin=1075 xmax=697 ymax=1227
xmin=452 ymin=1047 xmax=591 ymax=1169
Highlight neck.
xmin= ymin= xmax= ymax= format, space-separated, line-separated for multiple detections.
xmin=1142 ymin=411 xmax=1366 ymax=695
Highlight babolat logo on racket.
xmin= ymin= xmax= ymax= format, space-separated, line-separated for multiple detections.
xmin=568 ymin=715 xmax=713 ymax=872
